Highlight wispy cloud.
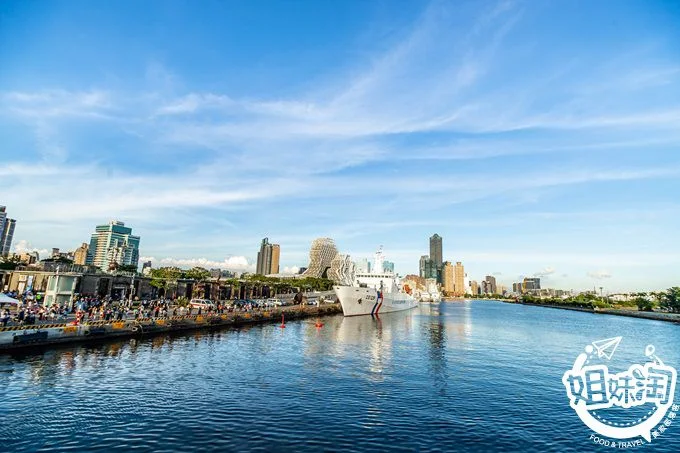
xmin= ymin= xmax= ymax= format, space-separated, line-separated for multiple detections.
xmin=1 ymin=0 xmax=679 ymax=291
xmin=534 ymin=267 xmax=556 ymax=278
xmin=587 ymin=270 xmax=613 ymax=280
xmin=2 ymin=89 xmax=114 ymax=119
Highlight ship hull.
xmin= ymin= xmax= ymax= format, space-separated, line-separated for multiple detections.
xmin=333 ymin=286 xmax=418 ymax=317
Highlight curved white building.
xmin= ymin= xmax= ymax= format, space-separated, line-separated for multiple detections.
xmin=302 ymin=238 xmax=339 ymax=279
xmin=329 ymin=254 xmax=355 ymax=286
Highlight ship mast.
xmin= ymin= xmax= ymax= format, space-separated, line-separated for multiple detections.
xmin=373 ymin=246 xmax=384 ymax=275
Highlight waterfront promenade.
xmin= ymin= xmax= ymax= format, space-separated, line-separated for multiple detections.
xmin=0 ymin=303 xmax=342 ymax=351
xmin=504 ymin=299 xmax=680 ymax=324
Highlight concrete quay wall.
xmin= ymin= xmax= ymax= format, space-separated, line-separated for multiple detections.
xmin=0 ymin=304 xmax=343 ymax=351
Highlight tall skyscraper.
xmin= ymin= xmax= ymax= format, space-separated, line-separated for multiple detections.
xmin=271 ymin=243 xmax=280 ymax=275
xmin=85 ymin=220 xmax=140 ymax=271
xmin=383 ymin=260 xmax=395 ymax=273
xmin=256 ymin=238 xmax=281 ymax=275
xmin=73 ymin=243 xmax=89 ymax=265
xmin=442 ymin=261 xmax=454 ymax=293
xmin=419 ymin=255 xmax=437 ymax=279
xmin=454 ymin=262 xmax=465 ymax=296
xmin=419 ymin=255 xmax=429 ymax=278
xmin=0 ymin=206 xmax=16 ymax=257
xmin=429 ymin=234 xmax=443 ymax=267
xmin=484 ymin=275 xmax=498 ymax=294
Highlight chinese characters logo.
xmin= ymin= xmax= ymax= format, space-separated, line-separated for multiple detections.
xmin=562 ymin=337 xmax=677 ymax=446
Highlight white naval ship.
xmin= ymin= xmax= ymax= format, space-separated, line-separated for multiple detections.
xmin=333 ymin=248 xmax=418 ymax=317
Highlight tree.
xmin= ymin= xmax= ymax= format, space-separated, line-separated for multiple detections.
xmin=118 ymin=264 xmax=139 ymax=273
xmin=184 ymin=266 xmax=211 ymax=281
xmin=660 ymin=287 xmax=680 ymax=313
xmin=635 ymin=296 xmax=656 ymax=312
xmin=149 ymin=267 xmax=184 ymax=289
xmin=0 ymin=255 xmax=21 ymax=270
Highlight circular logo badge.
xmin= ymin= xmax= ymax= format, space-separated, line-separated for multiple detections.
xmin=562 ymin=337 xmax=677 ymax=445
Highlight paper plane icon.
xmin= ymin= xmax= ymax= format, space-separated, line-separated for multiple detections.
xmin=591 ymin=337 xmax=622 ymax=361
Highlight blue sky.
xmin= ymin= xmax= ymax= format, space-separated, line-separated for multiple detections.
xmin=1 ymin=0 xmax=679 ymax=292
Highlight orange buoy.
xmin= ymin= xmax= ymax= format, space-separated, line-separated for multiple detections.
xmin=279 ymin=313 xmax=286 ymax=328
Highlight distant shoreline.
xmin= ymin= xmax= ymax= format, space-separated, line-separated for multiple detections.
xmin=441 ymin=298 xmax=680 ymax=325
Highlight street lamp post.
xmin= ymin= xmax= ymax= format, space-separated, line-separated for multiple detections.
xmin=53 ymin=265 xmax=60 ymax=308
xmin=129 ymin=275 xmax=135 ymax=305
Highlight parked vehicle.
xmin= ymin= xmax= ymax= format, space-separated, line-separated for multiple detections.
xmin=189 ymin=299 xmax=215 ymax=310
xmin=267 ymin=298 xmax=283 ymax=307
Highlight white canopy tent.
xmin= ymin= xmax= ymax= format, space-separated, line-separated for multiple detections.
xmin=0 ymin=293 xmax=20 ymax=305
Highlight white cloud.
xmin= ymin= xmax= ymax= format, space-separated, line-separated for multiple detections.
xmin=588 ymin=270 xmax=612 ymax=280
xmin=12 ymin=240 xmax=49 ymax=257
xmin=140 ymin=256 xmax=255 ymax=273
xmin=282 ymin=266 xmax=300 ymax=274
xmin=155 ymin=93 xmax=235 ymax=115
xmin=534 ymin=267 xmax=556 ymax=278
xmin=2 ymin=89 xmax=114 ymax=119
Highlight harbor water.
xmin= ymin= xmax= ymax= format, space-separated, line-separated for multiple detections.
xmin=2 ymin=300 xmax=679 ymax=452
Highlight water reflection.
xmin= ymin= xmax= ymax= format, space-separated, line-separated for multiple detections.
xmin=2 ymin=302 xmax=680 ymax=453
xmin=424 ymin=303 xmax=448 ymax=391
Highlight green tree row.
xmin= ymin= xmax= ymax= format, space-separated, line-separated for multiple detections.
xmin=148 ymin=267 xmax=334 ymax=293
xmin=518 ymin=287 xmax=680 ymax=313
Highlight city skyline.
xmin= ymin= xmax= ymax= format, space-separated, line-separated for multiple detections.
xmin=2 ymin=1 xmax=680 ymax=292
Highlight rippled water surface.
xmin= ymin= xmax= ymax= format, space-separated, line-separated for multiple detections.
xmin=2 ymin=301 xmax=679 ymax=452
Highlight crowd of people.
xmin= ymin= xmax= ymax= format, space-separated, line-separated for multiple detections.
xmin=0 ymin=295 xmax=305 ymax=327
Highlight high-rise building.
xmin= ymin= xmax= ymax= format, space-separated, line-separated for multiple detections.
xmin=454 ymin=262 xmax=465 ymax=296
xmin=523 ymin=277 xmax=541 ymax=291
xmin=354 ymin=258 xmax=371 ymax=274
xmin=73 ymin=243 xmax=89 ymax=265
xmin=419 ymin=255 xmax=429 ymax=278
xmin=484 ymin=275 xmax=497 ymax=294
xmin=256 ymin=238 xmax=281 ymax=275
xmin=419 ymin=255 xmax=437 ymax=280
xmin=0 ymin=206 xmax=16 ymax=257
xmin=0 ymin=206 xmax=7 ymax=256
xmin=85 ymin=220 xmax=140 ymax=271
xmin=470 ymin=280 xmax=479 ymax=296
xmin=383 ymin=260 xmax=394 ymax=273
xmin=442 ymin=261 xmax=454 ymax=293
xmin=512 ymin=282 xmax=523 ymax=293
xmin=429 ymin=234 xmax=443 ymax=267
xmin=302 ymin=238 xmax=339 ymax=279
xmin=271 ymin=244 xmax=280 ymax=275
